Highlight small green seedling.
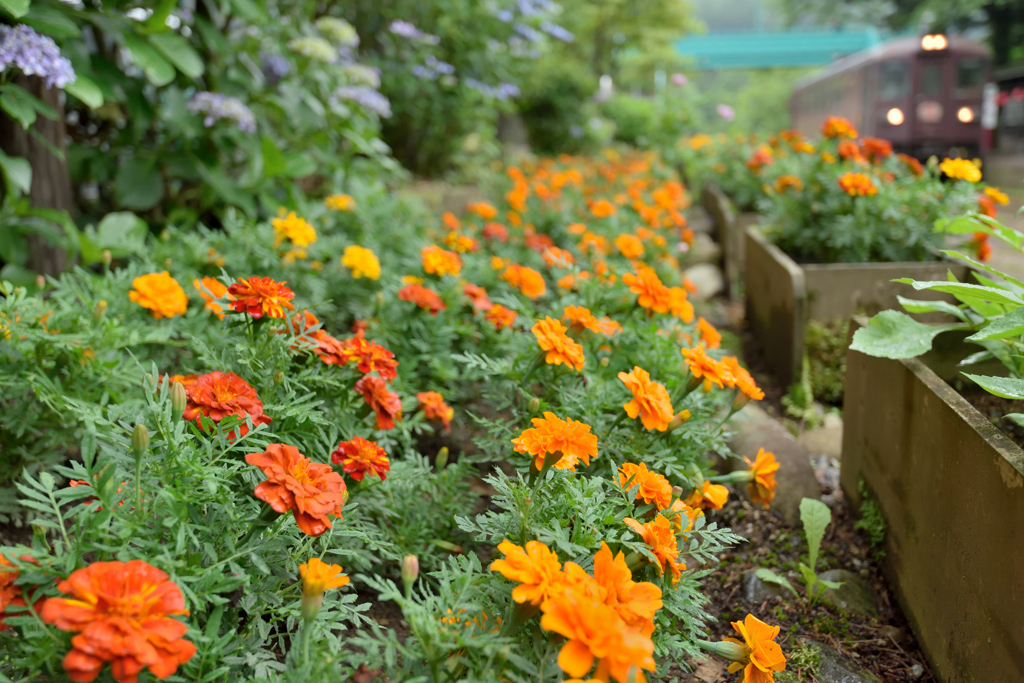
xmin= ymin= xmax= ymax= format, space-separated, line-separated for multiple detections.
xmin=798 ymin=497 xmax=843 ymax=601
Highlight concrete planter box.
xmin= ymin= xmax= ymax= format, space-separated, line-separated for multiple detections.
xmin=841 ymin=319 xmax=1024 ymax=683
xmin=744 ymin=227 xmax=970 ymax=385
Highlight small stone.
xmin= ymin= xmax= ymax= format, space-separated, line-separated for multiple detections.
xmin=823 ymin=412 xmax=843 ymax=430
xmin=801 ymin=639 xmax=882 ymax=683
xmin=879 ymin=625 xmax=905 ymax=643
xmin=911 ymin=663 xmax=925 ymax=678
xmin=689 ymin=232 xmax=722 ymax=264
xmin=683 ymin=263 xmax=725 ymax=301
xmin=818 ymin=569 xmax=880 ymax=618
xmin=798 ymin=425 xmax=844 ymax=461
xmin=741 ymin=569 xmax=791 ymax=603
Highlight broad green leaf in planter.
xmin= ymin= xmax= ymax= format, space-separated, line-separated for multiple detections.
xmin=0 ymin=0 xmax=29 ymax=19
xmin=941 ymin=249 xmax=1024 ymax=292
xmin=896 ymin=279 xmax=1024 ymax=307
xmin=800 ymin=497 xmax=830 ymax=571
xmin=937 ymin=214 xmax=1024 ymax=250
xmin=967 ymin=308 xmax=1024 ymax=341
xmin=79 ymin=211 xmax=148 ymax=264
xmin=0 ymin=149 xmax=32 ymax=195
xmin=148 ymin=32 xmax=204 ymax=79
xmin=850 ymin=310 xmax=964 ymax=359
xmin=65 ymin=75 xmax=103 ymax=109
xmin=115 ymin=158 xmax=164 ymax=211
xmin=123 ymin=34 xmax=175 ymax=86
xmin=961 ymin=374 xmax=1024 ymax=401
xmin=897 ymin=295 xmax=969 ymax=321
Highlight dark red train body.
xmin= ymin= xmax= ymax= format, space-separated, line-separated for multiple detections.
xmin=790 ymin=35 xmax=992 ymax=159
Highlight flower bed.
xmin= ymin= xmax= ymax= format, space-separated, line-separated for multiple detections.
xmin=0 ymin=152 xmax=802 ymax=682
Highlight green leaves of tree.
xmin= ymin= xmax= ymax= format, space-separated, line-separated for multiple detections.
xmin=114 ymin=157 xmax=163 ymax=211
xmin=0 ymin=148 xmax=32 ymax=195
xmin=124 ymin=34 xmax=175 ymax=86
xmin=0 ymin=0 xmax=30 ymax=19
xmin=149 ymin=33 xmax=204 ymax=79
xmin=850 ymin=310 xmax=964 ymax=359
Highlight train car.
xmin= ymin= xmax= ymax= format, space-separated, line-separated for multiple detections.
xmin=790 ymin=35 xmax=991 ymax=159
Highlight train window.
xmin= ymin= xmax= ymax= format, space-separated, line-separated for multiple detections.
xmin=956 ymin=58 xmax=985 ymax=97
xmin=921 ymin=63 xmax=944 ymax=96
xmin=878 ymin=61 xmax=909 ymax=100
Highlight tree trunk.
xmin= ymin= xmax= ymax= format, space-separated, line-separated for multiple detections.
xmin=0 ymin=75 xmax=74 ymax=276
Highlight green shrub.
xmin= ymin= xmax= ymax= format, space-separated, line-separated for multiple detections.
xmin=602 ymin=94 xmax=658 ymax=147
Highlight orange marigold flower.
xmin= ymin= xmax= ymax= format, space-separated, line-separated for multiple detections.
xmin=861 ymin=137 xmax=892 ymax=161
xmin=543 ymin=246 xmax=575 ymax=268
xmin=697 ymin=317 xmax=722 ymax=349
xmin=490 ymin=540 xmax=563 ymax=605
xmin=557 ymin=274 xmax=577 ymax=290
xmin=511 ymin=412 xmax=598 ymax=472
xmin=974 ymin=231 xmax=992 ymax=261
xmin=597 ymin=317 xmax=622 ymax=336
xmin=622 ymin=267 xmax=671 ymax=314
xmin=567 ymin=222 xmax=587 ymax=235
xmin=463 ymin=283 xmax=493 ymax=311
xmin=338 ymin=336 xmax=398 ymax=380
xmin=623 ymin=515 xmax=685 ymax=585
xmin=444 ymin=232 xmax=478 ymax=253
xmin=193 ymin=277 xmax=233 ymax=319
xmin=398 ymin=283 xmax=446 ymax=315
xmin=978 ymin=194 xmax=997 ymax=219
xmin=354 ymin=375 xmax=402 ymax=430
xmin=838 ymin=172 xmax=877 ymax=197
xmin=685 ymin=481 xmax=729 ymax=511
xmin=563 ymin=305 xmax=602 ymax=334
xmin=501 ymin=263 xmax=547 ymax=300
xmin=615 ymin=234 xmax=645 ymax=259
xmin=681 ymin=344 xmax=734 ymax=392
xmin=482 ymin=222 xmax=509 ymax=242
xmin=618 ymin=462 xmax=672 ymax=510
xmin=722 ymin=356 xmax=764 ymax=401
xmin=442 ymin=211 xmax=461 ymax=231
xmin=532 ymin=317 xmax=586 ymax=371
xmin=486 ymin=303 xmax=518 ymax=330
xmin=668 ymin=286 xmax=694 ymax=322
xmin=745 ymin=448 xmax=780 ymax=508
xmin=129 ymin=272 xmax=188 ymax=320
xmin=0 ymin=555 xmax=31 ymax=632
xmin=723 ymin=614 xmax=788 ymax=682
xmin=246 ymin=443 xmax=347 ymax=536
xmin=669 ymin=498 xmax=703 ymax=534
xmin=288 ymin=311 xmax=345 ymax=365
xmin=590 ymin=542 xmax=663 ymax=636
xmin=540 ymin=587 xmax=656 ymax=683
xmin=331 ymin=436 xmax=390 ymax=481
xmin=300 ymin=557 xmax=350 ymax=596
xmin=183 ymin=371 xmax=271 ymax=438
xmin=417 ymin=391 xmax=454 ymax=432
xmin=590 ymin=199 xmax=617 ymax=218
xmin=618 ymin=367 xmax=674 ymax=431
xmin=421 ymin=245 xmax=463 ymax=277
xmin=228 ymin=276 xmax=296 ymax=319
xmin=837 ymin=139 xmax=862 ymax=161
xmin=822 ymin=116 xmax=858 ymax=139
xmin=773 ymin=175 xmax=803 ymax=194
xmin=746 ymin=146 xmax=774 ymax=172
xmin=897 ymin=153 xmax=923 ymax=176
xmin=526 ymin=232 xmax=555 ymax=253
xmin=40 ymin=560 xmax=196 ymax=683
xmin=468 ymin=201 xmax=499 ymax=220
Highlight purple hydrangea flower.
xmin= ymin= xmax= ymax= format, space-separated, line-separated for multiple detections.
xmin=540 ymin=21 xmax=574 ymax=42
xmin=261 ymin=53 xmax=290 ymax=85
xmin=187 ymin=92 xmax=257 ymax=133
xmin=388 ymin=19 xmax=440 ymax=45
xmin=424 ymin=55 xmax=455 ymax=75
xmin=0 ymin=24 xmax=75 ymax=89
xmin=513 ymin=23 xmax=543 ymax=42
xmin=332 ymin=85 xmax=392 ymax=118
xmin=716 ymin=103 xmax=736 ymax=122
xmin=412 ymin=65 xmax=438 ymax=80
xmin=465 ymin=78 xmax=520 ymax=100
xmin=495 ymin=9 xmax=514 ymax=22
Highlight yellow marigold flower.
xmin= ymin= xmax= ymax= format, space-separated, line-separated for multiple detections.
xmin=490 ymin=539 xmax=563 ymax=605
xmin=618 ymin=366 xmax=674 ymax=431
xmin=614 ymin=234 xmax=645 ymax=259
xmin=341 ymin=245 xmax=381 ymax=280
xmin=325 ymin=194 xmax=355 ymax=211
xmin=821 ymin=152 xmax=836 ymax=164
xmin=940 ymin=157 xmax=982 ymax=183
xmin=129 ymin=272 xmax=188 ymax=319
xmin=985 ymin=186 xmax=1009 ymax=205
xmin=623 ymin=515 xmax=685 ymax=585
xmin=421 ymin=245 xmax=462 ymax=277
xmin=272 ymin=211 xmax=317 ymax=248
xmin=511 ymin=411 xmax=598 ymax=471
xmin=745 ymin=448 xmax=780 ymax=508
xmin=723 ymin=614 xmax=788 ymax=681
xmin=618 ymin=462 xmax=672 ymax=510
xmin=687 ymin=134 xmax=713 ymax=150
xmin=532 ymin=317 xmax=585 ymax=371
xmin=403 ymin=275 xmax=424 ymax=285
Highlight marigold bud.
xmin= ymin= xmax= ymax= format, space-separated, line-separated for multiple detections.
xmin=273 ymin=370 xmax=285 ymax=385
xmin=93 ymin=300 xmax=107 ymax=321
xmin=170 ymin=381 xmax=187 ymax=419
xmin=599 ymin=356 xmax=610 ymax=367
xmin=401 ymin=555 xmax=419 ymax=585
xmin=732 ymin=391 xmax=751 ymax=412
xmin=301 ymin=592 xmax=323 ymax=622
xmin=527 ymin=397 xmax=541 ymax=413
xmin=35 ymin=275 xmax=45 ymax=289
xmin=375 ymin=291 xmax=385 ymax=306
xmin=102 ymin=250 xmax=112 ymax=267
xmin=667 ymin=410 xmax=692 ymax=431
xmin=132 ymin=423 xmax=150 ymax=458
xmin=671 ymin=485 xmax=684 ymax=498
xmin=698 ymin=638 xmax=753 ymax=663
xmin=435 ymin=447 xmax=449 ymax=471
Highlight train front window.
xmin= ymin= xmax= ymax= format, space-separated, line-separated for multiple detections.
xmin=956 ymin=58 xmax=985 ymax=97
xmin=921 ymin=63 xmax=944 ymax=96
xmin=878 ymin=61 xmax=909 ymax=101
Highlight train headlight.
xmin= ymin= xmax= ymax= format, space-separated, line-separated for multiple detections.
xmin=957 ymin=106 xmax=975 ymax=123
xmin=922 ymin=34 xmax=948 ymax=50
xmin=887 ymin=108 xmax=905 ymax=125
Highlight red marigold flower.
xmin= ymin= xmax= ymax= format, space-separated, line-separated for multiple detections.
xmin=861 ymin=137 xmax=892 ymax=161
xmin=339 ymin=337 xmax=399 ymax=381
xmin=227 ymin=276 xmax=296 ymax=319
xmin=525 ymin=232 xmax=555 ymax=253
xmin=331 ymin=436 xmax=390 ymax=481
xmin=486 ymin=304 xmax=518 ymax=330
xmin=398 ymin=284 xmax=447 ymax=315
xmin=463 ymin=283 xmax=494 ymax=311
xmin=482 ymin=222 xmax=509 ymax=242
xmin=40 ymin=560 xmax=196 ymax=683
xmin=287 ymin=311 xmax=348 ymax=365
xmin=245 ymin=443 xmax=347 ymax=536
xmin=417 ymin=391 xmax=454 ymax=432
xmin=0 ymin=555 xmax=38 ymax=632
xmin=354 ymin=375 xmax=403 ymax=430
xmin=183 ymin=371 xmax=271 ymax=438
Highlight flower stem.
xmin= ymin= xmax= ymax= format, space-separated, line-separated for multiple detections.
xmin=520 ymin=350 xmax=545 ymax=389
xmin=238 ymin=504 xmax=280 ymax=547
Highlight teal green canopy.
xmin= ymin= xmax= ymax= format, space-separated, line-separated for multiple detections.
xmin=674 ymin=28 xmax=885 ymax=69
